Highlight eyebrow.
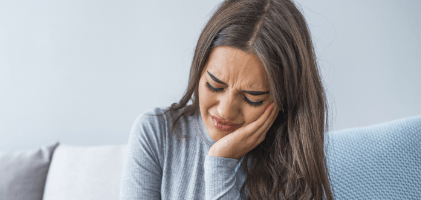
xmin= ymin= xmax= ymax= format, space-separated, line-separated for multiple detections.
xmin=207 ymin=70 xmax=270 ymax=96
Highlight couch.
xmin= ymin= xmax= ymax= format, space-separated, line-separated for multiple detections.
xmin=1 ymin=115 xmax=420 ymax=200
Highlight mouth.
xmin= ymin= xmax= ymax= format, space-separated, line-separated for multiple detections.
xmin=211 ymin=115 xmax=240 ymax=132
xmin=211 ymin=115 xmax=240 ymax=126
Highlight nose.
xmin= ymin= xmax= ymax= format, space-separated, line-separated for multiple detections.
xmin=216 ymin=91 xmax=239 ymax=121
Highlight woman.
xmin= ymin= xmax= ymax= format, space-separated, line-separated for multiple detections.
xmin=120 ymin=0 xmax=334 ymax=199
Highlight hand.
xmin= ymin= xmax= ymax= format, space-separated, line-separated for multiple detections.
xmin=208 ymin=102 xmax=279 ymax=160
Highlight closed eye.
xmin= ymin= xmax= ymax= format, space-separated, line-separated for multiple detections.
xmin=205 ymin=82 xmax=264 ymax=107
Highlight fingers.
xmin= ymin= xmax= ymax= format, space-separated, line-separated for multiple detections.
xmin=241 ymin=103 xmax=274 ymax=135
xmin=258 ymin=103 xmax=278 ymax=130
xmin=253 ymin=104 xmax=279 ymax=144
xmin=254 ymin=111 xmax=279 ymax=147
xmin=242 ymin=103 xmax=277 ymax=138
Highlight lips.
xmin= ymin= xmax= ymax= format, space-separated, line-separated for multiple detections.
xmin=211 ymin=115 xmax=240 ymax=132
xmin=211 ymin=115 xmax=240 ymax=126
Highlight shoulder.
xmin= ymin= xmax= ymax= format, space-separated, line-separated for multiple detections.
xmin=131 ymin=105 xmax=196 ymax=139
xmin=128 ymin=107 xmax=170 ymax=157
xmin=132 ymin=107 xmax=170 ymax=133
xmin=126 ymin=107 xmax=170 ymax=170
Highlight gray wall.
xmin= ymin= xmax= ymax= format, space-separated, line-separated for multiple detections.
xmin=1 ymin=0 xmax=420 ymax=152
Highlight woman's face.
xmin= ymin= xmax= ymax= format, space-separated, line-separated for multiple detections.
xmin=198 ymin=46 xmax=273 ymax=142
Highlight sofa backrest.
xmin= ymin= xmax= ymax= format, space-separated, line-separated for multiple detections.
xmin=42 ymin=144 xmax=127 ymax=200
xmin=41 ymin=115 xmax=421 ymax=199
xmin=326 ymin=115 xmax=421 ymax=199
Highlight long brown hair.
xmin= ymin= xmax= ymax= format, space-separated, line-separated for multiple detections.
xmin=156 ymin=0 xmax=335 ymax=199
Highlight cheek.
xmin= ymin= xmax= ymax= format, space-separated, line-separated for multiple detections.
xmin=200 ymin=81 xmax=215 ymax=101
xmin=244 ymin=108 xmax=266 ymax=125
xmin=199 ymin=82 xmax=213 ymax=106
xmin=202 ymin=84 xmax=212 ymax=99
xmin=204 ymin=89 xmax=210 ymax=98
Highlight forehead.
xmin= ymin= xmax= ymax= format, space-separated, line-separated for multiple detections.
xmin=204 ymin=46 xmax=269 ymax=89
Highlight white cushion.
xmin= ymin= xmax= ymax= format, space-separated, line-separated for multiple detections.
xmin=43 ymin=144 xmax=127 ymax=200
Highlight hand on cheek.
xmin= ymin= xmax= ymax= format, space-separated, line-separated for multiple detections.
xmin=208 ymin=102 xmax=279 ymax=159
xmin=250 ymin=101 xmax=274 ymax=124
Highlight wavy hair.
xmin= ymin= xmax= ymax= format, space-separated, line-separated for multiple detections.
xmin=157 ymin=0 xmax=335 ymax=199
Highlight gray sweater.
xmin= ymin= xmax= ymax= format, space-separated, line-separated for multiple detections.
xmin=119 ymin=106 xmax=248 ymax=200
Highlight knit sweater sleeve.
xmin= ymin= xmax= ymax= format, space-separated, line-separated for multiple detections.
xmin=204 ymin=155 xmax=243 ymax=200
xmin=119 ymin=109 xmax=165 ymax=200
